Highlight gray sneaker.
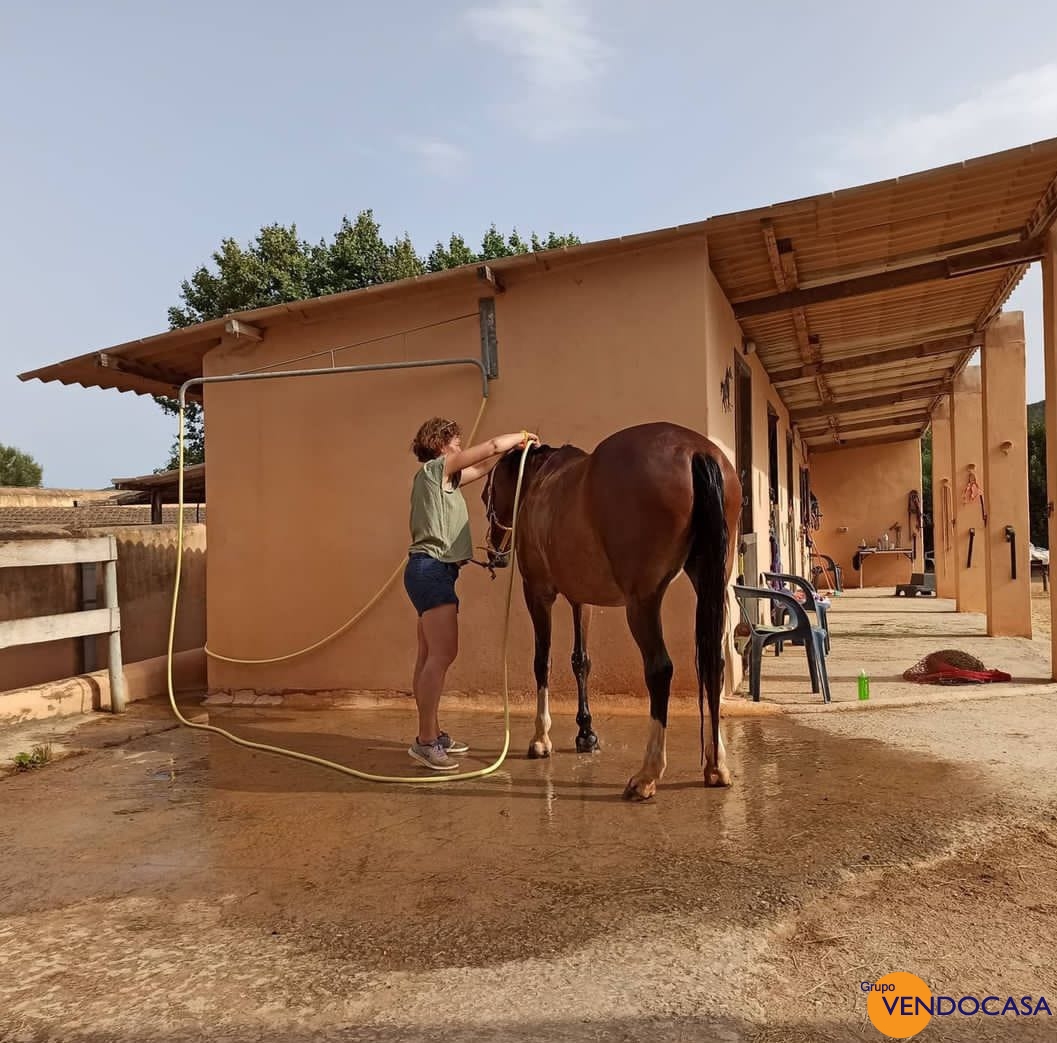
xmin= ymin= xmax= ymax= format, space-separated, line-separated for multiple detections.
xmin=438 ymin=731 xmax=469 ymax=755
xmin=408 ymin=738 xmax=459 ymax=771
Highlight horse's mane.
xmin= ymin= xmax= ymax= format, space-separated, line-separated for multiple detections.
xmin=513 ymin=441 xmax=585 ymax=475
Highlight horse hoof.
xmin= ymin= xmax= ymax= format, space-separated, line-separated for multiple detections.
xmin=622 ymin=776 xmax=656 ymax=802
xmin=575 ymin=733 xmax=600 ymax=754
xmin=704 ymin=767 xmax=733 ymax=787
xmin=527 ymin=741 xmax=552 ymax=759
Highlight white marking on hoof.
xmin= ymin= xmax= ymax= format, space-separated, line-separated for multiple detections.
xmin=704 ymin=721 xmax=731 ymax=787
xmin=531 ymin=685 xmax=553 ymax=757
xmin=623 ymin=720 xmax=666 ymax=800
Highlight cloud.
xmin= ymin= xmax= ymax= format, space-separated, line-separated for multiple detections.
xmin=462 ymin=0 xmax=619 ymax=140
xmin=816 ymin=63 xmax=1057 ymax=189
xmin=399 ymin=137 xmax=470 ymax=178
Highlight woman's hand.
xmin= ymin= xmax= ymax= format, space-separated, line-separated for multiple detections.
xmin=447 ymin=430 xmax=541 ymax=482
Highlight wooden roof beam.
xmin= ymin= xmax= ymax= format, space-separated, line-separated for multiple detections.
xmin=974 ymin=172 xmax=1057 ymax=329
xmin=810 ymin=432 xmax=923 ymax=454
xmin=795 ymin=228 xmax=1024 ymax=289
xmin=798 ymin=411 xmax=931 ymax=438
xmin=760 ymin=219 xmax=834 ymax=404
xmin=733 ymin=236 xmax=1047 ymax=318
xmin=790 ymin=381 xmax=951 ymax=421
xmin=96 ymin=353 xmax=202 ymax=400
xmin=769 ymin=333 xmax=978 ymax=386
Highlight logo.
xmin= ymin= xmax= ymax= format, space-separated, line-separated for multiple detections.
xmin=865 ymin=973 xmax=932 ymax=1038
xmin=862 ymin=973 xmax=1052 ymax=1039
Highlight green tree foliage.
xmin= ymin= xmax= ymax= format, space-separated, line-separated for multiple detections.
xmin=0 ymin=443 xmax=43 ymax=487
xmin=1028 ymin=414 xmax=1047 ymax=547
xmin=156 ymin=214 xmax=580 ymax=470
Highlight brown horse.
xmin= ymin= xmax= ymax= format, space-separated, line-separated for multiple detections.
xmin=481 ymin=421 xmax=742 ymax=800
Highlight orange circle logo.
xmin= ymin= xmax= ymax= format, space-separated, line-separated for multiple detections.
xmin=866 ymin=972 xmax=933 ymax=1038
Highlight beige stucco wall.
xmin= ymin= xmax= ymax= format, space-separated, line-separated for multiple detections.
xmin=951 ymin=367 xmax=987 ymax=613
xmin=203 ymin=241 xmax=801 ymax=700
xmin=807 ymin=440 xmax=924 ymax=589
xmin=930 ymin=398 xmax=957 ymax=599
xmin=981 ymin=314 xmax=1031 ymax=636
xmin=0 ymin=525 xmax=206 ymax=693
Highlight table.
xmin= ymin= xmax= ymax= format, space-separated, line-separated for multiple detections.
xmin=854 ymin=547 xmax=915 ymax=588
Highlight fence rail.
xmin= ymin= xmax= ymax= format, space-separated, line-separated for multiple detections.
xmin=0 ymin=536 xmax=126 ymax=711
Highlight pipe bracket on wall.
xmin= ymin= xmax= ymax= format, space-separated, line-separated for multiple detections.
xmin=479 ymin=298 xmax=499 ymax=379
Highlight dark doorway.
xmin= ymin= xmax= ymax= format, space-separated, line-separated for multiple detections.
xmin=786 ymin=429 xmax=796 ymax=571
xmin=767 ymin=405 xmax=780 ymax=516
xmin=735 ymin=352 xmax=753 ymax=537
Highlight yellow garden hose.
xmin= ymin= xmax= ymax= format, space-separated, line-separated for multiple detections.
xmin=165 ymin=390 xmax=531 ymax=784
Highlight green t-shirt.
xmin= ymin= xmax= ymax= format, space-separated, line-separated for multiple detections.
xmin=408 ymin=456 xmax=474 ymax=563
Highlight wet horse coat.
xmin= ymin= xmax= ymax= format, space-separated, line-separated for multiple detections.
xmin=483 ymin=422 xmax=742 ymax=799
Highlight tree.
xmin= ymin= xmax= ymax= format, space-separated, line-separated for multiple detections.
xmin=0 ymin=443 xmax=43 ymax=487
xmin=920 ymin=430 xmax=932 ymax=554
xmin=156 ymin=214 xmax=580 ymax=468
xmin=1028 ymin=416 xmax=1047 ymax=547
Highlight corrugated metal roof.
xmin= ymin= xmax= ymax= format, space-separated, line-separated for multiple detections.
xmin=18 ymin=137 xmax=1057 ymax=454
xmin=711 ymin=137 xmax=1057 ymax=449
xmin=112 ymin=463 xmax=206 ymax=504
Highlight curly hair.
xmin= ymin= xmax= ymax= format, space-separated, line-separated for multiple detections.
xmin=411 ymin=417 xmax=461 ymax=462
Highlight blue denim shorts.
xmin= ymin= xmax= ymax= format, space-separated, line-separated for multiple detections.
xmin=404 ymin=553 xmax=460 ymax=616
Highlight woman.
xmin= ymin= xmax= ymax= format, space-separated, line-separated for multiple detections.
xmin=404 ymin=416 xmax=539 ymax=771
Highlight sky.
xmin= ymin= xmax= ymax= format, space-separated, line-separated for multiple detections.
xmin=2 ymin=0 xmax=1057 ymax=488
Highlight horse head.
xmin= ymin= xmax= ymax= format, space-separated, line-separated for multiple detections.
xmin=481 ymin=443 xmax=556 ymax=570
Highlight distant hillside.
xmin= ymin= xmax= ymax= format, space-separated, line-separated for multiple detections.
xmin=1029 ymin=400 xmax=1044 ymax=426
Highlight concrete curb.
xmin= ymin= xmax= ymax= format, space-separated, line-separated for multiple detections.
xmin=199 ymin=680 xmax=1057 ymax=719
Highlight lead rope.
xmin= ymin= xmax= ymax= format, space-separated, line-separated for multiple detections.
xmin=165 ymin=391 xmax=533 ymax=784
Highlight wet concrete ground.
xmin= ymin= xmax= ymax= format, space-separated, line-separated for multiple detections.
xmin=4 ymin=590 xmax=1057 ymax=1040
xmin=3 ymin=693 xmax=1057 ymax=1042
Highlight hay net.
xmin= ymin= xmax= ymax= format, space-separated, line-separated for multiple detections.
xmin=903 ymin=649 xmax=1011 ymax=685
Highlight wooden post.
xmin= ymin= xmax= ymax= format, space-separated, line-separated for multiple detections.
xmin=150 ymin=489 xmax=163 ymax=525
xmin=1044 ymin=226 xmax=1057 ymax=678
xmin=103 ymin=552 xmax=127 ymax=712
xmin=79 ymin=562 xmax=98 ymax=673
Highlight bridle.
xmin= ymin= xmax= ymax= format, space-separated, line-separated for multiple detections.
xmin=482 ymin=465 xmax=515 ymax=571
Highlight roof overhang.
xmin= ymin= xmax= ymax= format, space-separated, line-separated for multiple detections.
xmin=18 ymin=137 xmax=1057 ymax=452
xmin=111 ymin=463 xmax=206 ymax=504
xmin=707 ymin=136 xmax=1057 ymax=450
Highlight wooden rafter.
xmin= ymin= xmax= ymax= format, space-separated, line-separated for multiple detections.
xmin=795 ymin=228 xmax=1023 ymax=289
xmin=798 ymin=411 xmax=931 ymax=438
xmin=96 ymin=354 xmax=202 ymax=400
xmin=733 ymin=236 xmax=1046 ymax=319
xmin=760 ymin=219 xmax=834 ymax=406
xmin=810 ymin=432 xmax=922 ymax=454
xmin=975 ymin=169 xmax=1057 ymax=330
xmin=790 ymin=381 xmax=951 ymax=422
xmin=769 ymin=333 xmax=978 ymax=386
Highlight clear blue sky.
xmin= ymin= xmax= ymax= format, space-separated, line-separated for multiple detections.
xmin=3 ymin=1 xmax=1056 ymax=488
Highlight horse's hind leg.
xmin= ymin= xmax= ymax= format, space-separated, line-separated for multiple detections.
xmin=572 ymin=603 xmax=599 ymax=753
xmin=525 ymin=585 xmax=556 ymax=758
xmin=622 ymin=593 xmax=672 ymax=801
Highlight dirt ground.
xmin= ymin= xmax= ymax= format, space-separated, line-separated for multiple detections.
xmin=3 ymin=590 xmax=1057 ymax=1042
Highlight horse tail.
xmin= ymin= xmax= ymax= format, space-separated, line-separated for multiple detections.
xmin=687 ymin=453 xmax=728 ymax=768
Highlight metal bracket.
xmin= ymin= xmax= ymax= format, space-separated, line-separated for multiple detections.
xmin=479 ymin=298 xmax=499 ymax=379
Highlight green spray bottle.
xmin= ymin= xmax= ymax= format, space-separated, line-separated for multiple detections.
xmin=858 ymin=669 xmax=870 ymax=701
